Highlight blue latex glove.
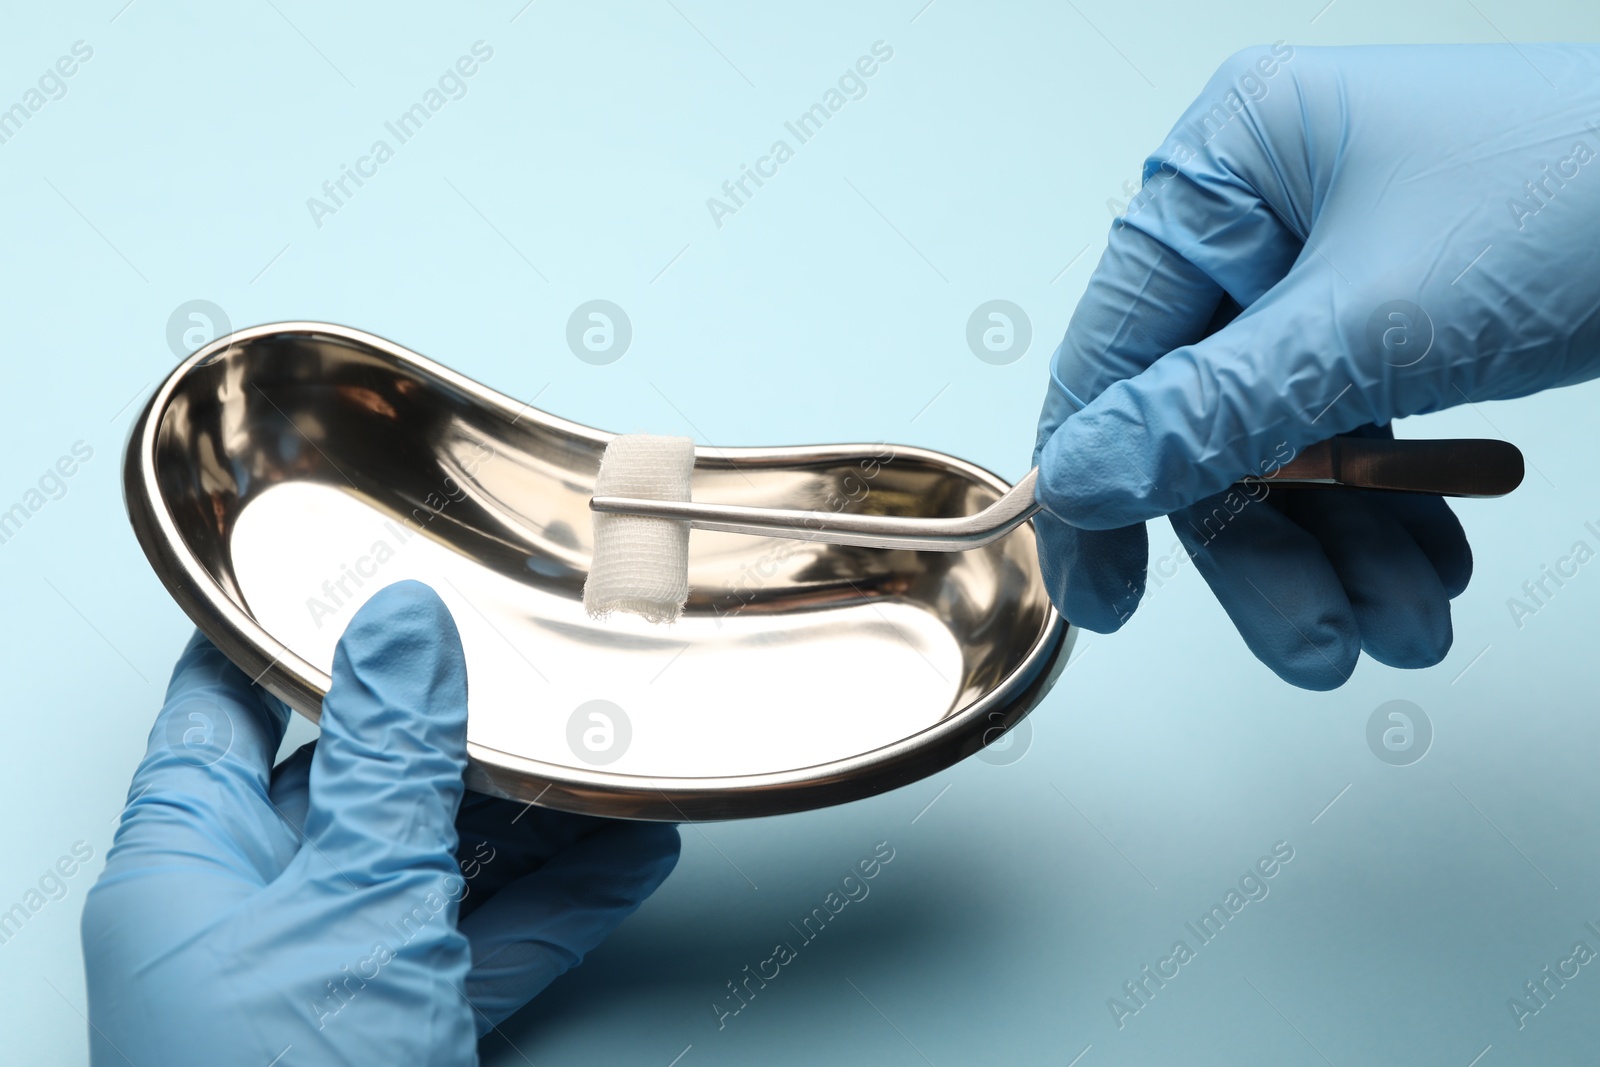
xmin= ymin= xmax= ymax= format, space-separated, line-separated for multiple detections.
xmin=1035 ymin=43 xmax=1600 ymax=689
xmin=82 ymin=581 xmax=680 ymax=1066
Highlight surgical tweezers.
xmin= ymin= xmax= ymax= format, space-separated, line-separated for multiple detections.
xmin=589 ymin=436 xmax=1525 ymax=552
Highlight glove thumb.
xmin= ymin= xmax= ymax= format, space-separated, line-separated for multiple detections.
xmin=1037 ymin=278 xmax=1401 ymax=529
xmin=301 ymin=580 xmax=470 ymax=886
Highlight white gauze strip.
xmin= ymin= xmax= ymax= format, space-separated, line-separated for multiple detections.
xmin=583 ymin=434 xmax=695 ymax=624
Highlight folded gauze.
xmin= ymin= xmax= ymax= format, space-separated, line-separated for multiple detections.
xmin=583 ymin=434 xmax=694 ymax=624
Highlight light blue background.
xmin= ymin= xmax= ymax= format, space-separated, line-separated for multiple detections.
xmin=3 ymin=1 xmax=1599 ymax=1063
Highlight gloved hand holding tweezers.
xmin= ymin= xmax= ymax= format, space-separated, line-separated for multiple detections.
xmin=1034 ymin=43 xmax=1600 ymax=689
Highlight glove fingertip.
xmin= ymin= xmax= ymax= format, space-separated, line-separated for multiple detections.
xmin=1039 ymin=416 xmax=1159 ymax=531
xmin=1033 ymin=513 xmax=1147 ymax=633
xmin=1385 ymin=494 xmax=1474 ymax=599
xmin=339 ymin=580 xmax=466 ymax=677
xmin=1362 ymin=597 xmax=1455 ymax=670
xmin=305 ymin=580 xmax=472 ymax=878
xmin=1271 ymin=645 xmax=1359 ymax=691
xmin=328 ymin=579 xmax=469 ymax=752
xmin=1251 ymin=610 xmax=1360 ymax=690
xmin=1053 ymin=583 xmax=1141 ymax=634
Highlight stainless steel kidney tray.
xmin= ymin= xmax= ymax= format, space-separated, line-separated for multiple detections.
xmin=124 ymin=322 xmax=1071 ymax=820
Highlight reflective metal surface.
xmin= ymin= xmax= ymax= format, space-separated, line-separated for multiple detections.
xmin=124 ymin=323 xmax=1071 ymax=820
